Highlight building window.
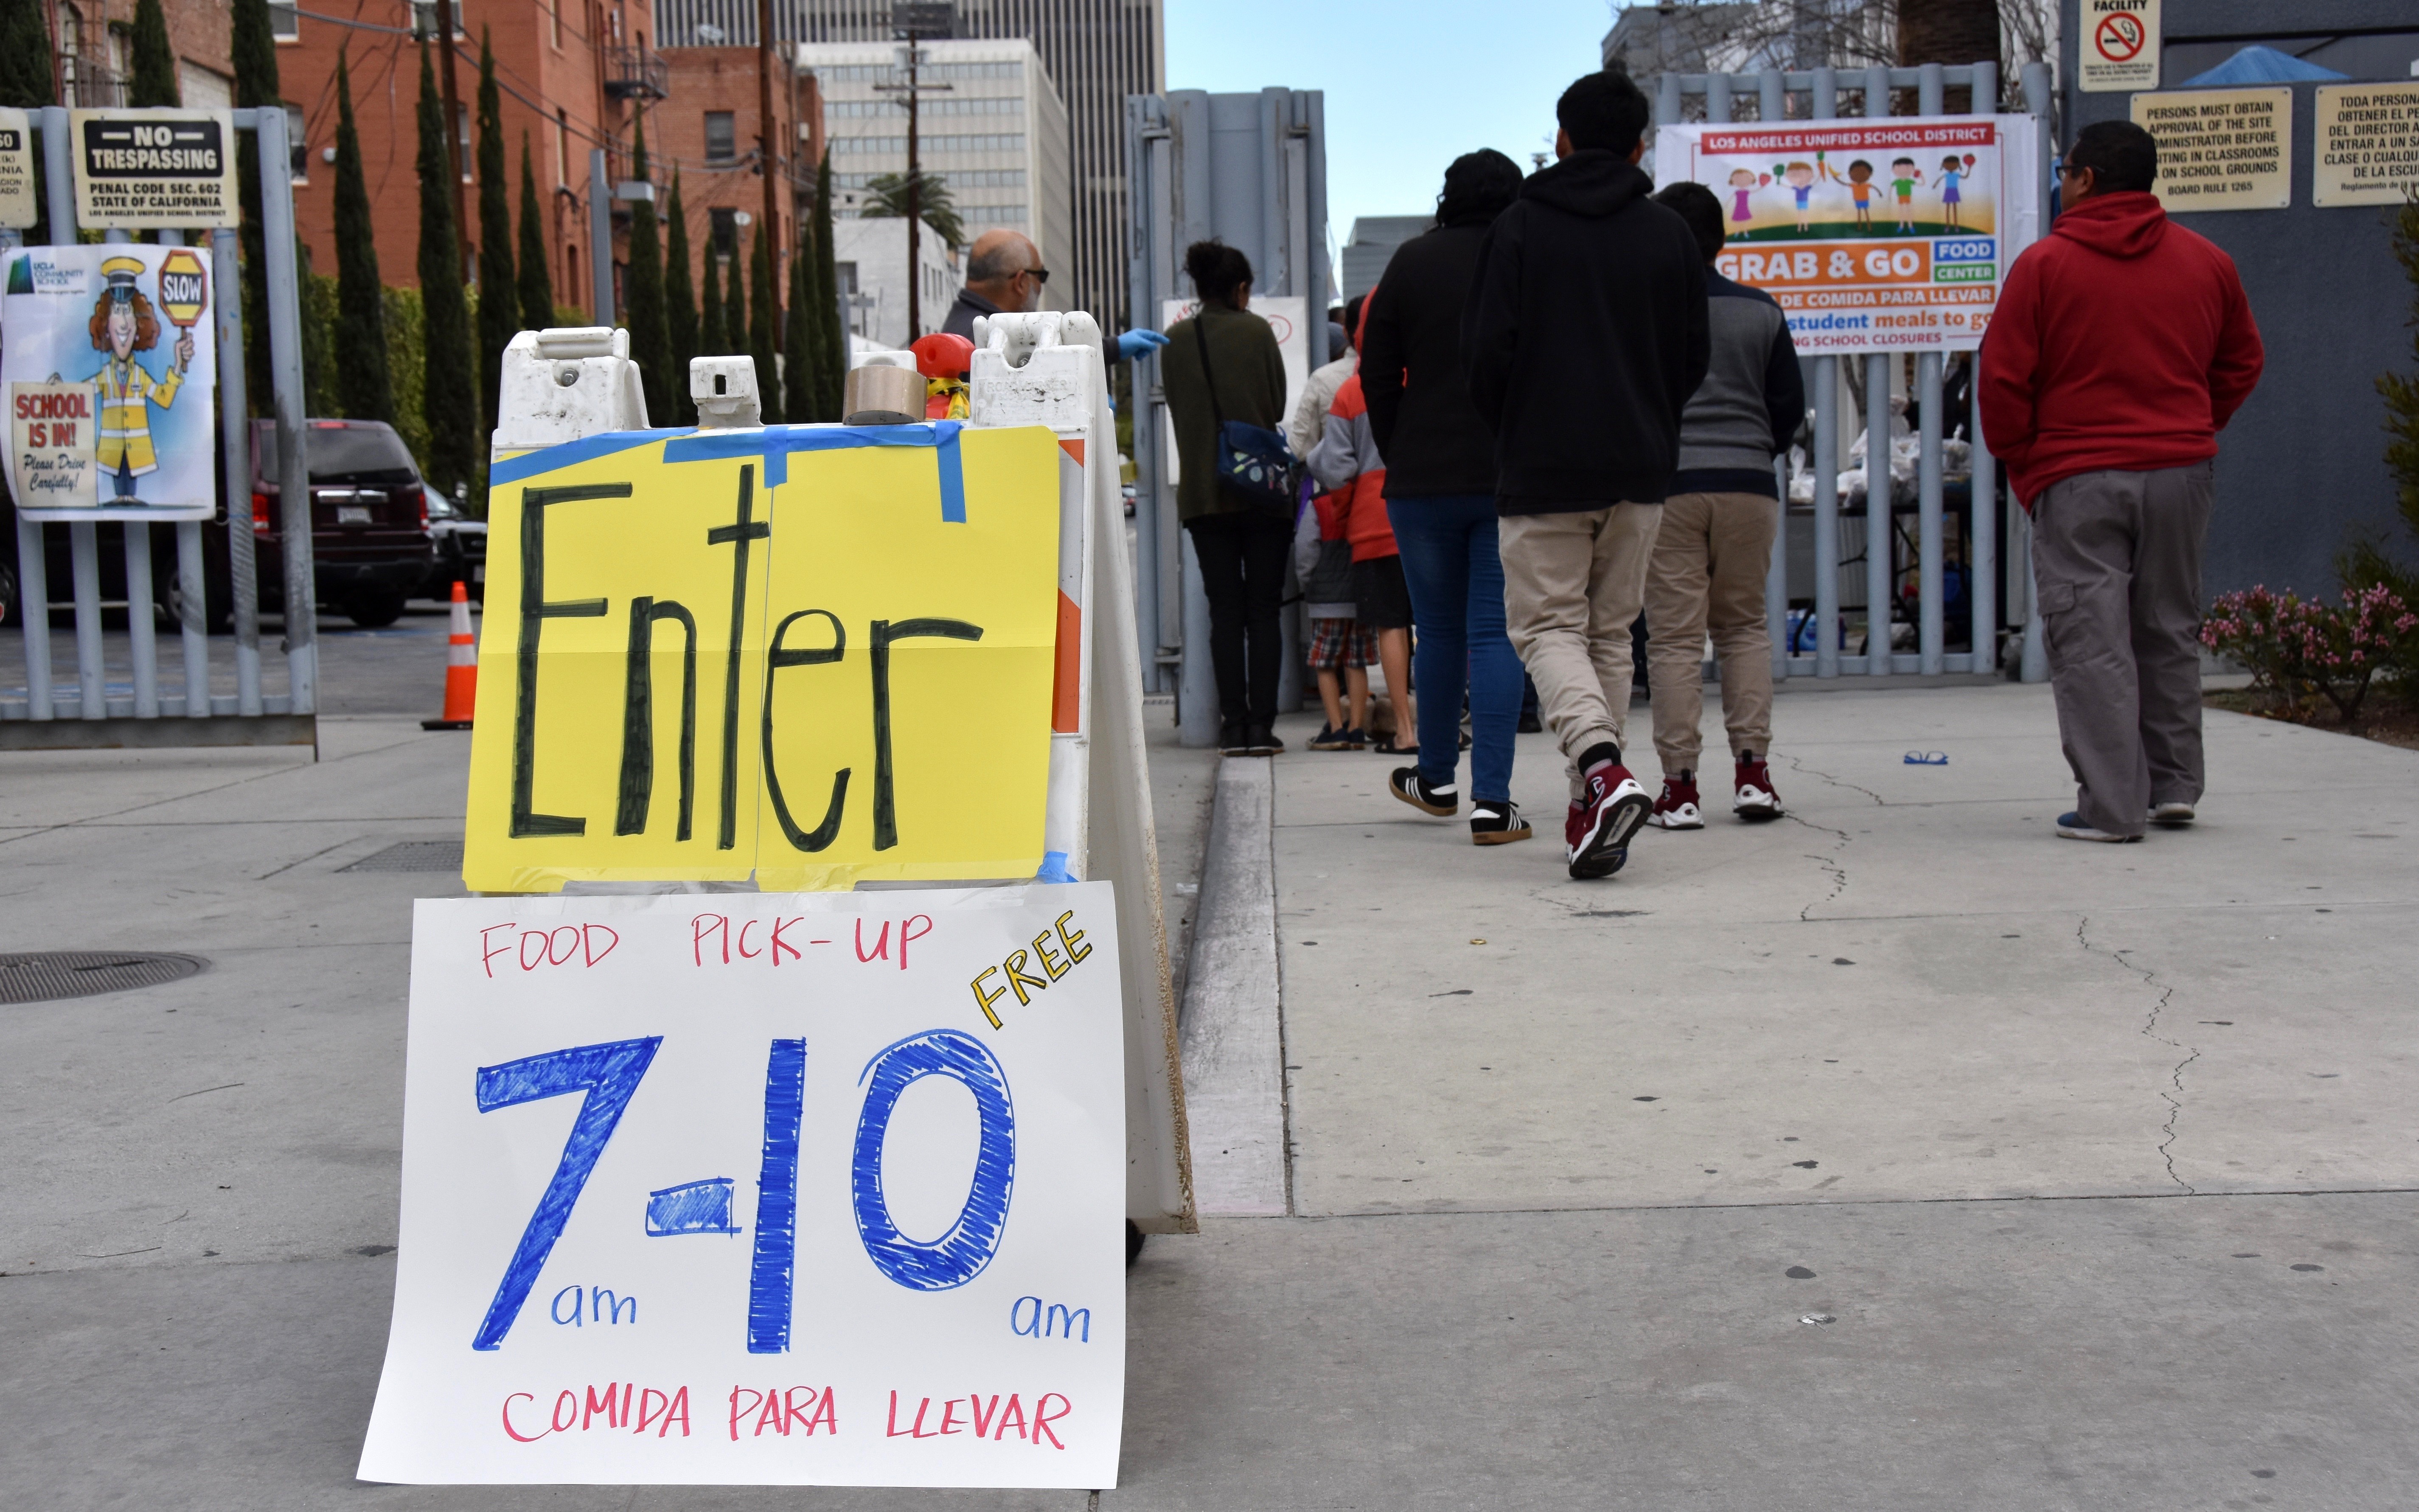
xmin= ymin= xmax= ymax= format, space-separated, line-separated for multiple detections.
xmin=411 ymin=0 xmax=466 ymax=40
xmin=550 ymin=0 xmax=562 ymax=48
xmin=555 ymin=110 xmax=570 ymax=188
xmin=457 ymin=106 xmax=472 ymax=182
xmin=710 ymin=207 xmax=738 ymax=257
xmin=269 ymin=1 xmax=299 ymax=40
xmin=704 ymin=111 xmax=736 ymax=165
xmin=285 ymin=104 xmax=308 ymax=183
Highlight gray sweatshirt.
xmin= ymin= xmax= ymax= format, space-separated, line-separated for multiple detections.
xmin=1670 ymin=268 xmax=1805 ymax=498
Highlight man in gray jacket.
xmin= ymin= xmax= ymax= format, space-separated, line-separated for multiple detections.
xmin=1642 ymin=182 xmax=1803 ymax=829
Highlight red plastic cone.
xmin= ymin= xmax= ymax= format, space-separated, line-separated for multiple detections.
xmin=421 ymin=581 xmax=478 ymax=730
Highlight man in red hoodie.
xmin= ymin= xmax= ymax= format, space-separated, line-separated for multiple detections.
xmin=1979 ymin=120 xmax=2263 ymax=843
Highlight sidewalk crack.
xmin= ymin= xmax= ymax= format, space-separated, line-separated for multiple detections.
xmin=1776 ymin=755 xmax=1869 ymax=920
xmin=2078 ymin=914 xmax=2198 ymax=1193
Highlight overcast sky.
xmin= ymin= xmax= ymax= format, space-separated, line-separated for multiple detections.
xmin=1164 ymin=0 xmax=1618 ymax=269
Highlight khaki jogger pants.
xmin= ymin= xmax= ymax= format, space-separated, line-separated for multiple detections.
xmin=1644 ymin=491 xmax=1778 ymax=775
xmin=1499 ymin=503 xmax=1662 ymax=796
xmin=2031 ymin=462 xmax=2214 ymax=838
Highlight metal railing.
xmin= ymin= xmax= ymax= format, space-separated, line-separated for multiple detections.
xmin=604 ymin=45 xmax=671 ymax=102
xmin=3 ymin=106 xmax=319 ymax=749
xmin=1651 ymin=60 xmax=2054 ymax=684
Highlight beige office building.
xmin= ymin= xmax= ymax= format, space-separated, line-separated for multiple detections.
xmin=800 ymin=37 xmax=1072 ymax=336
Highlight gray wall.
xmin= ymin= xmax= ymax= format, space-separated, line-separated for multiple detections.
xmin=2060 ymin=0 xmax=2419 ymax=598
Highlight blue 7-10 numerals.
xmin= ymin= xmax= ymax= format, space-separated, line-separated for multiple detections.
xmin=470 ymin=1031 xmax=1015 ymax=1352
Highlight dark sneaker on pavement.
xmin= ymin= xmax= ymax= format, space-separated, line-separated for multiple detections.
xmin=1734 ymin=758 xmax=1783 ymax=821
xmin=2056 ymin=811 xmax=2140 ymax=843
xmin=1647 ymin=775 xmax=1704 ymax=830
xmin=1470 ymin=801 xmax=1532 ymax=845
xmin=2149 ymin=801 xmax=2195 ymax=826
xmin=1243 ymin=724 xmax=1285 ymax=756
xmin=1566 ymin=763 xmax=1651 ymax=879
xmin=1389 ymin=767 xmax=1458 ymax=816
xmin=1308 ymin=723 xmax=1358 ymax=751
xmin=1220 ymin=723 xmax=1249 ymax=757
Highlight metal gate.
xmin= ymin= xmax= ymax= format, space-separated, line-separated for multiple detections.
xmin=1652 ymin=60 xmax=2056 ymax=684
xmin=2 ymin=105 xmax=317 ymax=749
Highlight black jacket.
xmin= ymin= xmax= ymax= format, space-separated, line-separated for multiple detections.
xmin=1361 ymin=222 xmax=1496 ymax=498
xmin=1462 ymin=151 xmax=1710 ymax=513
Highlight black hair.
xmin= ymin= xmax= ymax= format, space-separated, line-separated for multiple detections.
xmin=1653 ymin=181 xmax=1726 ymax=262
xmin=2068 ymin=119 xmax=2158 ymax=194
xmin=1184 ymin=239 xmax=1252 ymax=305
xmin=1343 ymin=292 xmax=1366 ymax=333
xmin=1435 ymin=148 xmax=1524 ymax=228
xmin=1556 ymin=70 xmax=1650 ymax=157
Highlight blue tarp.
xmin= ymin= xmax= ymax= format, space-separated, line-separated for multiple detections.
xmin=2180 ymin=45 xmax=2350 ymax=87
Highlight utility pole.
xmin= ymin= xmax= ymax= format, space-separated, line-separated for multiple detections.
xmin=435 ymin=0 xmax=469 ymax=279
xmin=757 ymin=0 xmax=782 ymax=348
xmin=878 ymin=3 xmax=954 ymax=337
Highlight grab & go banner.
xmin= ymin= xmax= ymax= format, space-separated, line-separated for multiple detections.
xmin=1658 ymin=114 xmax=2041 ymax=354
xmin=357 ymin=887 xmax=1128 ymax=1487
xmin=466 ymin=423 xmax=1061 ymax=892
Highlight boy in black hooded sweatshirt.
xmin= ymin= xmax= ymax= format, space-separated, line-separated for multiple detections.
xmin=1462 ymin=70 xmax=1709 ymax=880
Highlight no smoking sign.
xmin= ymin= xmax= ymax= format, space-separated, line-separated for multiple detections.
xmin=2081 ymin=0 xmax=2159 ymax=92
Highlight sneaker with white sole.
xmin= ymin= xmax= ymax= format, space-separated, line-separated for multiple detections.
xmin=1390 ymin=767 xmax=1458 ymax=816
xmin=1470 ymin=801 xmax=1533 ymax=845
xmin=1734 ymin=757 xmax=1783 ymax=821
xmin=2056 ymin=811 xmax=2141 ymax=843
xmin=2149 ymin=801 xmax=2195 ymax=827
xmin=1566 ymin=762 xmax=1652 ymax=879
xmin=1647 ymin=775 xmax=1704 ymax=830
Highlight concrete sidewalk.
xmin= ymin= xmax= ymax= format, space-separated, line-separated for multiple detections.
xmin=0 ymin=679 xmax=2414 ymax=1509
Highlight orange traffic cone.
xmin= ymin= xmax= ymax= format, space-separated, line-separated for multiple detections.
xmin=421 ymin=581 xmax=478 ymax=730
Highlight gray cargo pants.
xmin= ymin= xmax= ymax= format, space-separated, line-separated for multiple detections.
xmin=2029 ymin=462 xmax=2214 ymax=838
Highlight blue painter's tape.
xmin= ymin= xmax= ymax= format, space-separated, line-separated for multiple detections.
xmin=936 ymin=425 xmax=966 ymax=522
xmin=1034 ymin=850 xmax=1076 ymax=883
xmin=661 ymin=421 xmax=968 ymax=511
xmin=489 ymin=427 xmax=694 ymax=487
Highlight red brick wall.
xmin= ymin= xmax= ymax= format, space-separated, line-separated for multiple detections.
xmin=652 ymin=48 xmax=817 ymax=301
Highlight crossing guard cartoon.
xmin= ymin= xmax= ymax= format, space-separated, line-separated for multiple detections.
xmin=86 ymin=254 xmax=194 ymax=501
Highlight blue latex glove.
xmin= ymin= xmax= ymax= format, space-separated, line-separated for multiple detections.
xmin=1115 ymin=328 xmax=1170 ymax=362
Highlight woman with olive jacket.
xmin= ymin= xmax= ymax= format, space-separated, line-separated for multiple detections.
xmin=1159 ymin=240 xmax=1291 ymax=756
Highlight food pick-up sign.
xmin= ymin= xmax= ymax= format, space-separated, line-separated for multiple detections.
xmin=357 ymin=887 xmax=1128 ymax=1487
xmin=464 ymin=422 xmax=1062 ymax=892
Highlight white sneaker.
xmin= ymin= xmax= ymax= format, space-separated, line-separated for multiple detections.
xmin=2149 ymin=802 xmax=2195 ymax=827
xmin=2056 ymin=811 xmax=2141 ymax=843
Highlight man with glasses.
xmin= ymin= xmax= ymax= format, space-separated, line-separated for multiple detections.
xmin=940 ymin=227 xmax=1168 ymax=364
xmin=1980 ymin=120 xmax=2264 ymax=843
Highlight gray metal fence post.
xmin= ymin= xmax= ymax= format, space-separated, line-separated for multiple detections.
xmin=1917 ymin=351 xmax=1944 ymax=673
xmin=152 ymin=228 xmax=208 ymax=717
xmin=14 ymin=108 xmax=75 ymax=721
xmin=122 ymin=525 xmax=158 ymax=715
xmin=1969 ymin=59 xmax=1999 ymax=672
xmin=213 ymin=225 xmax=264 ymax=715
xmin=1861 ymin=66 xmax=1892 ymax=677
xmin=68 ymin=519 xmax=104 ymax=715
xmin=2020 ymin=59 xmax=2054 ymax=684
xmin=1757 ymin=70 xmax=1791 ymax=682
xmin=589 ymin=149 xmax=614 ymax=325
xmin=1810 ymin=68 xmax=1838 ymax=679
xmin=258 ymin=106 xmax=317 ymax=715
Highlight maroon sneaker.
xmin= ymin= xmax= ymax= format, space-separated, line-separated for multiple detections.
xmin=1566 ymin=762 xmax=1652 ymax=879
xmin=1734 ymin=757 xmax=1783 ymax=822
xmin=1647 ymin=774 xmax=1704 ymax=830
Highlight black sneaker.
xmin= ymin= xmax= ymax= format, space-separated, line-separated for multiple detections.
xmin=1389 ymin=766 xmax=1458 ymax=816
xmin=1308 ymin=723 xmax=1357 ymax=751
xmin=1470 ymin=801 xmax=1532 ymax=845
xmin=1244 ymin=724 xmax=1285 ymax=756
xmin=1221 ymin=723 xmax=1249 ymax=756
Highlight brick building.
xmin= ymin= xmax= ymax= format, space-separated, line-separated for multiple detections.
xmin=652 ymin=45 xmax=822 ymax=307
xmin=50 ymin=0 xmax=236 ymax=109
xmin=275 ymin=2 xmax=810 ymax=327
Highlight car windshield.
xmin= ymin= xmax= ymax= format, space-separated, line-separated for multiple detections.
xmin=262 ymin=425 xmax=420 ymax=487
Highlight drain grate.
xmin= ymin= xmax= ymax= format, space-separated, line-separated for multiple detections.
xmin=340 ymin=840 xmax=465 ymax=874
xmin=0 ymin=951 xmax=205 ymax=1005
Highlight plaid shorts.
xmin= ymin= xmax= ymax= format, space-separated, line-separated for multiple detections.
xmin=1308 ymin=617 xmax=1377 ymax=671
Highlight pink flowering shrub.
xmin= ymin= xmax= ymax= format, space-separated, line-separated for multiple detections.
xmin=2201 ymin=583 xmax=2419 ymax=725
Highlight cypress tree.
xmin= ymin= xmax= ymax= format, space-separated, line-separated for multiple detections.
xmin=230 ymin=0 xmax=278 ymax=413
xmin=723 ymin=243 xmax=745 ymax=362
xmin=127 ymin=0 xmax=179 ymax=107
xmin=474 ymin=30 xmax=516 ymax=433
xmin=623 ymin=114 xmax=671 ymax=421
xmin=330 ymin=51 xmax=392 ymax=423
xmin=516 ymin=134 xmax=553 ymax=334
xmin=812 ymin=151 xmax=845 ymax=422
xmin=665 ymin=172 xmax=698 ymax=424
xmin=784 ymin=238 xmax=815 ymax=424
xmin=749 ymin=221 xmax=779 ymax=423
xmin=415 ymin=44 xmax=479 ymax=499
xmin=699 ymin=243 xmax=725 ymax=362
xmin=0 ymin=0 xmax=53 ymax=246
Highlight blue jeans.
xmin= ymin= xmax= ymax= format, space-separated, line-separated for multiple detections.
xmin=1387 ymin=495 xmax=1524 ymax=804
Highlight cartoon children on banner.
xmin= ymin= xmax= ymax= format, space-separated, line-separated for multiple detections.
xmin=1818 ymin=153 xmax=1879 ymax=230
